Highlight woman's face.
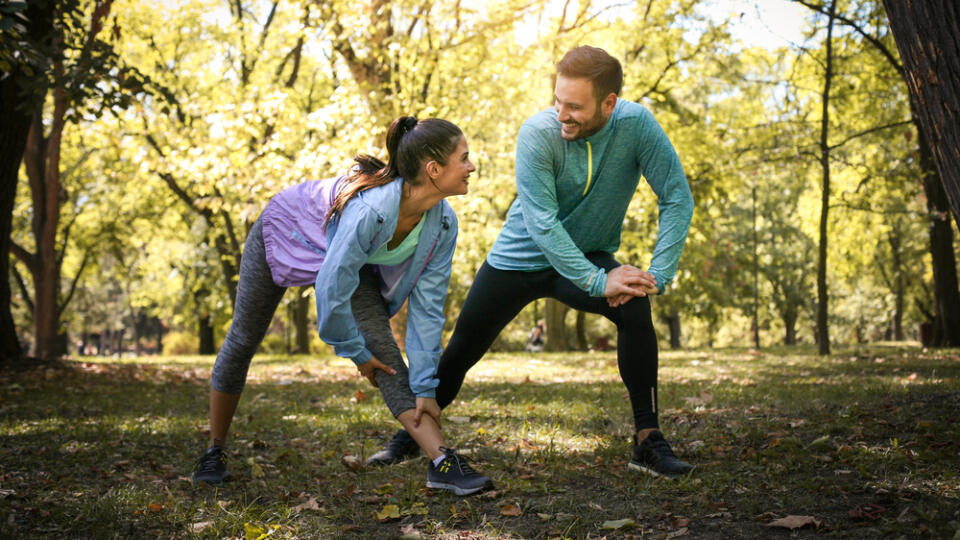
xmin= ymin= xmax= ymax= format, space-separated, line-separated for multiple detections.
xmin=428 ymin=135 xmax=475 ymax=196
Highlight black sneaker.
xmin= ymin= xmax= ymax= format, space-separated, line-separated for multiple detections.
xmin=628 ymin=431 xmax=693 ymax=479
xmin=426 ymin=447 xmax=494 ymax=496
xmin=193 ymin=445 xmax=231 ymax=486
xmin=366 ymin=429 xmax=420 ymax=466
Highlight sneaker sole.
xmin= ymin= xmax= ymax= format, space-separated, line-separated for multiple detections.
xmin=426 ymin=480 xmax=492 ymax=496
xmin=193 ymin=474 xmax=232 ymax=486
xmin=628 ymin=461 xmax=692 ymax=479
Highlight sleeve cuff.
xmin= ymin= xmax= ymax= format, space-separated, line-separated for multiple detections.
xmin=588 ymin=268 xmax=607 ymax=297
xmin=350 ymin=348 xmax=373 ymax=366
xmin=414 ymin=389 xmax=436 ymax=398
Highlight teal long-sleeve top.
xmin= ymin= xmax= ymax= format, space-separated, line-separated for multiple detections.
xmin=487 ymin=98 xmax=694 ymax=294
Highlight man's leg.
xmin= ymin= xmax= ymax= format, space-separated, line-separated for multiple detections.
xmin=436 ymin=261 xmax=551 ymax=408
xmin=368 ymin=261 xmax=550 ymax=465
xmin=550 ymin=252 xmax=692 ymax=478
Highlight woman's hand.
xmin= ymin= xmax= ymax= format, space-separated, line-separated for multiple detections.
xmin=414 ymin=397 xmax=441 ymax=428
xmin=357 ymin=356 xmax=396 ymax=388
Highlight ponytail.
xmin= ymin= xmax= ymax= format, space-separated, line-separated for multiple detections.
xmin=325 ymin=115 xmax=463 ymax=229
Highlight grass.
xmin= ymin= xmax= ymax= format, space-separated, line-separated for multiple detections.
xmin=1 ymin=345 xmax=959 ymax=538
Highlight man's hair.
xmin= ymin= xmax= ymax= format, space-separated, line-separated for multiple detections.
xmin=556 ymin=45 xmax=623 ymax=102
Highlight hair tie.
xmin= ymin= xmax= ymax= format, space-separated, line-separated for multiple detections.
xmin=401 ymin=116 xmax=418 ymax=135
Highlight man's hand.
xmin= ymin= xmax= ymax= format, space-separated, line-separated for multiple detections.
xmin=357 ymin=356 xmax=397 ymax=388
xmin=604 ymin=265 xmax=658 ymax=307
xmin=414 ymin=397 xmax=441 ymax=428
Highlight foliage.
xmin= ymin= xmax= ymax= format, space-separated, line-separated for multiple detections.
xmin=1 ymin=348 xmax=959 ymax=537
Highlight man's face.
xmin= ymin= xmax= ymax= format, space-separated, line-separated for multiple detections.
xmin=554 ymin=75 xmax=615 ymax=141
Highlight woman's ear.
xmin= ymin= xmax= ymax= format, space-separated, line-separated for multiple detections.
xmin=425 ymin=160 xmax=440 ymax=180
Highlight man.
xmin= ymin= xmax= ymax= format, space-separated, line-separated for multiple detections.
xmin=368 ymin=45 xmax=695 ymax=478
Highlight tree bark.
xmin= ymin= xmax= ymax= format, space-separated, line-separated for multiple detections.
xmin=919 ymin=132 xmax=960 ymax=346
xmin=816 ymin=1 xmax=836 ymax=356
xmin=667 ymin=310 xmax=681 ymax=349
xmin=0 ymin=2 xmax=54 ymax=365
xmin=544 ymin=298 xmax=569 ymax=352
xmin=0 ymin=81 xmax=32 ymax=364
xmin=575 ymin=311 xmax=587 ymax=351
xmin=883 ymin=0 xmax=960 ymax=231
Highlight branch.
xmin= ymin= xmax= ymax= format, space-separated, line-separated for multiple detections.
xmin=828 ymin=119 xmax=912 ymax=150
xmin=10 ymin=262 xmax=34 ymax=314
xmin=788 ymin=0 xmax=902 ymax=74
xmin=9 ymin=240 xmax=37 ymax=276
xmin=59 ymin=250 xmax=89 ymax=316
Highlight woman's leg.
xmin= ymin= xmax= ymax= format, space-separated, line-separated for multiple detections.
xmin=207 ymin=218 xmax=286 ymax=447
xmin=351 ymin=266 xmax=445 ymax=459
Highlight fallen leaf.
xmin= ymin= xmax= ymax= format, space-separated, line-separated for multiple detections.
xmin=400 ymin=523 xmax=422 ymax=540
xmin=537 ymin=513 xmax=553 ymax=521
xmin=340 ymin=455 xmax=362 ymax=470
xmin=244 ymin=522 xmax=266 ymax=539
xmin=352 ymin=390 xmax=368 ymax=403
xmin=500 ymin=504 xmax=522 ymax=516
xmin=374 ymin=483 xmax=394 ymax=495
xmin=190 ymin=521 xmax=213 ymax=532
xmin=375 ymin=504 xmax=401 ymax=521
xmin=292 ymin=496 xmax=321 ymax=512
xmin=148 ymin=503 xmax=164 ymax=512
xmin=667 ymin=527 xmax=689 ymax=538
xmin=403 ymin=502 xmax=428 ymax=516
xmin=848 ymin=504 xmax=886 ymax=521
xmin=248 ymin=458 xmax=265 ymax=478
xmin=601 ymin=518 xmax=637 ymax=530
xmin=447 ymin=416 xmax=471 ymax=424
xmin=766 ymin=515 xmax=820 ymax=530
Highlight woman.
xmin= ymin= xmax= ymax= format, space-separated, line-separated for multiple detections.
xmin=192 ymin=116 xmax=492 ymax=496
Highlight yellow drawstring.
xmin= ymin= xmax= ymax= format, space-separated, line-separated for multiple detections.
xmin=583 ymin=141 xmax=593 ymax=196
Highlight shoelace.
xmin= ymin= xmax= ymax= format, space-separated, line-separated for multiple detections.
xmin=646 ymin=439 xmax=678 ymax=458
xmin=195 ymin=448 xmax=225 ymax=473
xmin=439 ymin=447 xmax=477 ymax=475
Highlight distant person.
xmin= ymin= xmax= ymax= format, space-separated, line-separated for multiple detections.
xmin=368 ymin=46 xmax=695 ymax=478
xmin=192 ymin=116 xmax=493 ymax=496
xmin=526 ymin=319 xmax=546 ymax=352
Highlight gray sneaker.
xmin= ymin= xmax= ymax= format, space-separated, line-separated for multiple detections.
xmin=193 ymin=445 xmax=231 ymax=486
xmin=366 ymin=429 xmax=420 ymax=466
xmin=426 ymin=447 xmax=493 ymax=496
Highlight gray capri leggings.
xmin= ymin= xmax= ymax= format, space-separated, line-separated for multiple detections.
xmin=210 ymin=218 xmax=417 ymax=417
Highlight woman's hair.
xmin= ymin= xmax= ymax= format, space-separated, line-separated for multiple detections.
xmin=325 ymin=116 xmax=463 ymax=228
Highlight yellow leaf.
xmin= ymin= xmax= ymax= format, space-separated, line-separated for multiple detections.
xmin=375 ymin=504 xmax=401 ymax=521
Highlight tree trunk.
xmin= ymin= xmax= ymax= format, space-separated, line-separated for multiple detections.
xmin=198 ymin=315 xmax=215 ymax=355
xmin=816 ymin=1 xmax=836 ymax=356
xmin=294 ymin=286 xmax=310 ymax=354
xmin=0 ymin=84 xmax=32 ymax=365
xmin=544 ymin=298 xmax=569 ymax=352
xmin=783 ymin=308 xmax=798 ymax=346
xmin=575 ymin=311 xmax=588 ymax=351
xmin=883 ymin=0 xmax=960 ymax=231
xmin=919 ymin=134 xmax=960 ymax=346
xmin=667 ymin=310 xmax=681 ymax=349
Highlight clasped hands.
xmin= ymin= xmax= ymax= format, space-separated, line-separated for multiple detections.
xmin=604 ymin=265 xmax=659 ymax=308
xmin=357 ymin=356 xmax=441 ymax=428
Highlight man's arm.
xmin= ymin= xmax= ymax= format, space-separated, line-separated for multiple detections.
xmin=635 ymin=108 xmax=694 ymax=293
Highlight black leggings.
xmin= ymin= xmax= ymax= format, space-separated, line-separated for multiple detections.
xmin=436 ymin=253 xmax=660 ymax=430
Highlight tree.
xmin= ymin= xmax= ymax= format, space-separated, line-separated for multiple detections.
xmin=1 ymin=0 xmax=53 ymax=363
xmin=789 ymin=0 xmax=960 ymax=346
xmin=882 ymin=1 xmax=960 ymax=229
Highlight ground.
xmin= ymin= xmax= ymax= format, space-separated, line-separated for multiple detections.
xmin=1 ymin=345 xmax=958 ymax=538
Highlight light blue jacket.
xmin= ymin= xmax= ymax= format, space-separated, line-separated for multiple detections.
xmin=263 ymin=176 xmax=457 ymax=398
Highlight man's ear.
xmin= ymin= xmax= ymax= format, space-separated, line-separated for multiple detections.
xmin=601 ymin=93 xmax=617 ymax=116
